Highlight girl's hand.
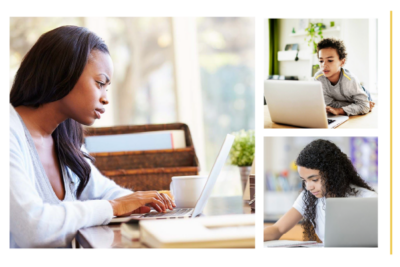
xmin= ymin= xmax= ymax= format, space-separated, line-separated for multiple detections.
xmin=108 ymin=191 xmax=175 ymax=217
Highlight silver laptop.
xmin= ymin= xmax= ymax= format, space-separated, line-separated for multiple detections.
xmin=264 ymin=80 xmax=349 ymax=128
xmin=110 ymin=134 xmax=235 ymax=222
xmin=325 ymin=198 xmax=378 ymax=247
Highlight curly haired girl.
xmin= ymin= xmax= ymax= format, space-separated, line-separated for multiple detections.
xmin=263 ymin=139 xmax=377 ymax=243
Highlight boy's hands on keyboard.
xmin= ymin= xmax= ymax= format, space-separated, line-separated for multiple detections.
xmin=326 ymin=106 xmax=345 ymax=115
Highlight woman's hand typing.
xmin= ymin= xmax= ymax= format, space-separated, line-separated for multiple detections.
xmin=108 ymin=191 xmax=176 ymax=217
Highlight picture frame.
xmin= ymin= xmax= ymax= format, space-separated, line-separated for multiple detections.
xmin=298 ymin=19 xmax=309 ymax=33
xmin=284 ymin=44 xmax=293 ymax=51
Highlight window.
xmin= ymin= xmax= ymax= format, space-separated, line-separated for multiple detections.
xmin=197 ymin=18 xmax=255 ymax=196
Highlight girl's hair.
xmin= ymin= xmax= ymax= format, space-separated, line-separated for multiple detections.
xmin=295 ymin=139 xmax=374 ymax=241
xmin=317 ymin=38 xmax=347 ymax=60
xmin=10 ymin=25 xmax=110 ymax=199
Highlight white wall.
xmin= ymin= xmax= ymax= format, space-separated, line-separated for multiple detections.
xmin=273 ymin=19 xmax=377 ymax=93
xmin=341 ymin=19 xmax=371 ymax=90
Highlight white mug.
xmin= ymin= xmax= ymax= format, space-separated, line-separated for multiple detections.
xmin=170 ymin=176 xmax=207 ymax=208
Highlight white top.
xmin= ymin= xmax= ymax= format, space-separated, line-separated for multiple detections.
xmin=10 ymin=104 xmax=132 ymax=248
xmin=293 ymin=185 xmax=377 ymax=243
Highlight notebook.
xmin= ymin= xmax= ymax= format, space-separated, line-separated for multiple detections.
xmin=138 ymin=214 xmax=255 ymax=248
xmin=264 ymin=240 xmax=320 ymax=248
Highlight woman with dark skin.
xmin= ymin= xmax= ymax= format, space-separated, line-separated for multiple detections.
xmin=263 ymin=139 xmax=377 ymax=243
xmin=10 ymin=26 xmax=175 ymax=221
xmin=13 ymin=49 xmax=172 ymax=214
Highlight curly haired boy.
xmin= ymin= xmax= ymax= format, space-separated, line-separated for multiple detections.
xmin=314 ymin=38 xmax=375 ymax=116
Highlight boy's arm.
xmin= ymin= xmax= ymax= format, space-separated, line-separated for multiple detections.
xmin=319 ymin=77 xmax=354 ymax=109
xmin=340 ymin=81 xmax=370 ymax=116
xmin=325 ymin=95 xmax=352 ymax=109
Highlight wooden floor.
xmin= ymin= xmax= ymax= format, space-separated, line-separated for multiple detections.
xmin=264 ymin=223 xmax=303 ymax=241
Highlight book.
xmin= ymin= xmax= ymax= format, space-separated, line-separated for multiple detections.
xmin=110 ymin=214 xmax=143 ymax=224
xmin=120 ymin=219 xmax=140 ymax=241
xmin=84 ymin=130 xmax=186 ymax=153
xmin=137 ymin=214 xmax=255 ymax=248
xmin=264 ymin=240 xmax=320 ymax=248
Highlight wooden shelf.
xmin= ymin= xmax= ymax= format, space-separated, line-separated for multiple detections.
xmin=277 ymin=50 xmax=311 ymax=61
xmin=290 ymin=26 xmax=341 ymax=37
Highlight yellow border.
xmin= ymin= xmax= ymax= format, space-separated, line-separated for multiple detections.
xmin=390 ymin=10 xmax=393 ymax=255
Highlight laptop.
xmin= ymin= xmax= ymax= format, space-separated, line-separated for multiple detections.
xmin=264 ymin=80 xmax=349 ymax=128
xmin=110 ymin=134 xmax=235 ymax=223
xmin=325 ymin=198 xmax=378 ymax=247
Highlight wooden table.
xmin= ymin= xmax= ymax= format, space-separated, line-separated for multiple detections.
xmin=76 ymin=196 xmax=253 ymax=248
xmin=264 ymin=105 xmax=378 ymax=129
xmin=264 ymin=223 xmax=303 ymax=241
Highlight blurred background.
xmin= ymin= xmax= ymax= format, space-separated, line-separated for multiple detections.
xmin=264 ymin=19 xmax=378 ymax=101
xmin=10 ymin=17 xmax=255 ymax=196
xmin=264 ymin=136 xmax=378 ymax=222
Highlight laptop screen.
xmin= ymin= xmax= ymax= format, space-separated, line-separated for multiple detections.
xmin=191 ymin=134 xmax=235 ymax=218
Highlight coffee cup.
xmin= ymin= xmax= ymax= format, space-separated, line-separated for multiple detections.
xmin=170 ymin=176 xmax=207 ymax=208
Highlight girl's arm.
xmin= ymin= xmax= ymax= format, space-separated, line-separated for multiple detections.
xmin=264 ymin=208 xmax=302 ymax=241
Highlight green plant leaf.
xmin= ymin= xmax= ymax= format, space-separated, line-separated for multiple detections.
xmin=228 ymin=129 xmax=255 ymax=167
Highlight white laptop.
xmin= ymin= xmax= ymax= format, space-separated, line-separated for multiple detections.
xmin=325 ymin=198 xmax=378 ymax=247
xmin=264 ymin=80 xmax=349 ymax=129
xmin=110 ymin=134 xmax=235 ymax=223
xmin=264 ymin=198 xmax=377 ymax=248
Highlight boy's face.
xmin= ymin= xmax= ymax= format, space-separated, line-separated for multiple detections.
xmin=318 ymin=48 xmax=346 ymax=79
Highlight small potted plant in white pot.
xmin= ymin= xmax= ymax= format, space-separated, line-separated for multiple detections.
xmin=229 ymin=129 xmax=255 ymax=193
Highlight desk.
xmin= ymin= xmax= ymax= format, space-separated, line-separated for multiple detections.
xmin=264 ymin=105 xmax=378 ymax=129
xmin=76 ymin=196 xmax=253 ymax=248
xmin=264 ymin=223 xmax=303 ymax=241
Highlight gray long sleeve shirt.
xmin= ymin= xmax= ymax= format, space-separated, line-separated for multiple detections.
xmin=314 ymin=68 xmax=370 ymax=116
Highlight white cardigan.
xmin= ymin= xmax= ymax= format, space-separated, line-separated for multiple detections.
xmin=9 ymin=104 xmax=132 ymax=248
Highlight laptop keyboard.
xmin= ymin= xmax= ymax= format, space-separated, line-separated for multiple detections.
xmin=142 ymin=208 xmax=193 ymax=218
xmin=327 ymin=119 xmax=336 ymax=125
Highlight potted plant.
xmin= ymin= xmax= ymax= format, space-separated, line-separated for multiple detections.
xmin=304 ymin=22 xmax=326 ymax=53
xmin=229 ymin=129 xmax=255 ymax=193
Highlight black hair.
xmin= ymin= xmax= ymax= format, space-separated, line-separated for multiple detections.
xmin=317 ymin=38 xmax=347 ymax=60
xmin=296 ymin=139 xmax=374 ymax=241
xmin=10 ymin=25 xmax=110 ymax=199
